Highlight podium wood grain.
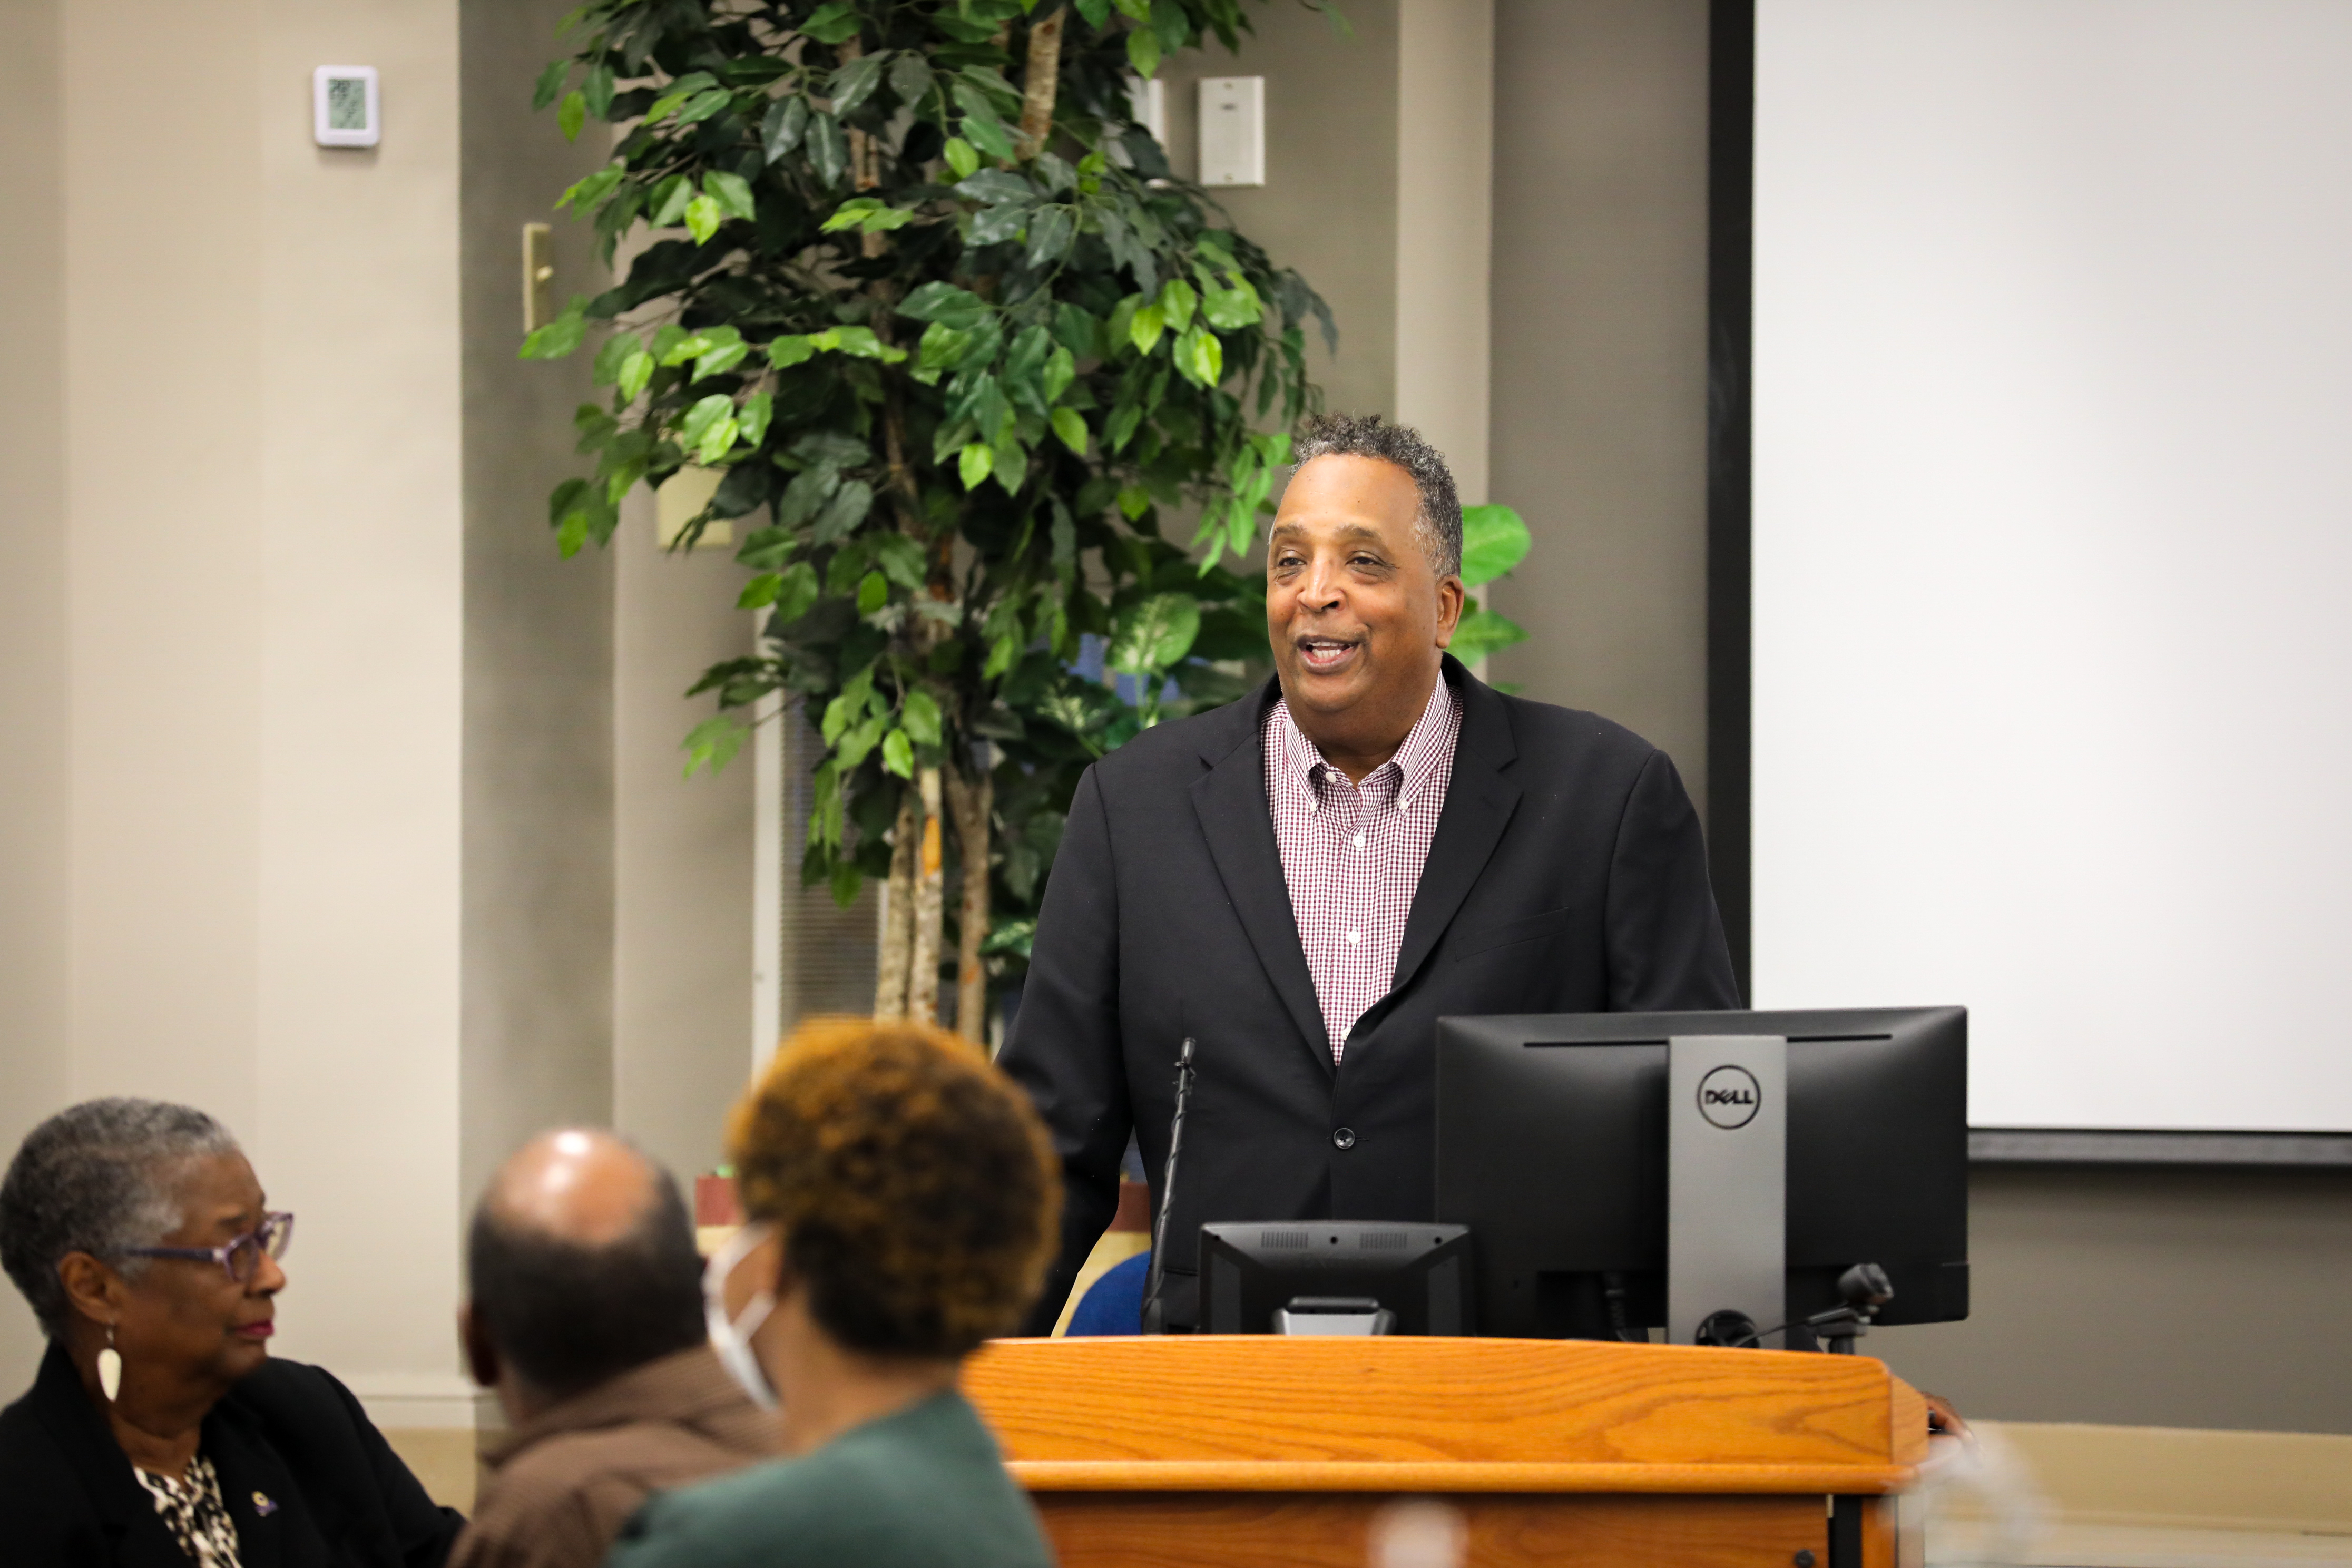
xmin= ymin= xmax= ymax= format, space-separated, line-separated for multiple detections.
xmin=963 ymin=1337 xmax=1925 ymax=1568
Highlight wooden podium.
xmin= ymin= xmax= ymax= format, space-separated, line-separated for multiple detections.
xmin=963 ymin=1336 xmax=1928 ymax=1568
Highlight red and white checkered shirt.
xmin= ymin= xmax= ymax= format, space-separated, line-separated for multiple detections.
xmin=1263 ymin=678 xmax=1463 ymax=1062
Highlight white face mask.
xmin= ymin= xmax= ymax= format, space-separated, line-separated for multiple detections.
xmin=704 ymin=1221 xmax=779 ymax=1412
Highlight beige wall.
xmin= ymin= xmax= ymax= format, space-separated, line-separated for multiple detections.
xmin=1157 ymin=0 xmax=1402 ymax=421
xmin=0 ymin=0 xmax=72 ymax=1391
xmin=1396 ymin=1 xmax=1496 ymax=506
xmin=613 ymin=506 xmax=758 ymax=1183
xmin=456 ymin=0 xmax=618 ymax=1225
xmin=1487 ymin=0 xmax=1712 ymax=810
xmin=0 ymin=0 xmax=474 ymax=1415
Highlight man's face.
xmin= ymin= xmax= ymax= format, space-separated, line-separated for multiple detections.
xmin=1266 ymin=454 xmax=1463 ymax=726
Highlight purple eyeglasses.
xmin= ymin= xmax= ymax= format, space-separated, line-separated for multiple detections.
xmin=124 ymin=1211 xmax=295 ymax=1282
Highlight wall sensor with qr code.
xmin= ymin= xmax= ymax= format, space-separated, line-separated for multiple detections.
xmin=313 ymin=67 xmax=380 ymax=148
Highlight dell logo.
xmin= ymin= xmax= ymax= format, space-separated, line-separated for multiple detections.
xmin=1697 ymin=1065 xmax=1762 ymax=1130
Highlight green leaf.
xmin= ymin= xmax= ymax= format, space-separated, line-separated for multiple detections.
xmin=650 ymin=175 xmax=694 ymax=228
xmin=1457 ymin=504 xmax=1532 ymax=586
xmin=880 ymin=727 xmax=914 ymax=779
xmin=829 ymin=858 xmax=864 ymax=907
xmin=901 ymin=689 xmax=943 ymax=747
xmin=1043 ymin=344 xmax=1076 ymax=404
xmin=889 ymin=52 xmax=934 ymax=108
xmin=1173 ymin=323 xmax=1223 ymax=387
xmin=683 ymin=194 xmax=722 ymax=243
xmin=1128 ymin=300 xmax=1165 ymax=356
xmin=1201 ymin=277 xmax=1262 ymax=329
xmin=872 ymin=534 xmax=927 ymax=590
xmin=856 ymin=570 xmax=889 ymax=615
xmin=615 ymin=348 xmax=654 ymax=400
xmin=591 ymin=332 xmax=637 ymax=386
xmin=1107 ymin=592 xmax=1201 ymax=673
xmin=1126 ymin=26 xmax=1162 ymax=77
xmin=991 ymin=438 xmax=1028 ymax=496
xmin=1447 ymin=605 xmax=1530 ymax=663
xmin=582 ymin=63 xmax=614 ymax=120
xmin=679 ymin=393 xmax=734 ymax=448
xmin=1159 ymin=277 xmax=1197 ymax=333
xmin=807 ymin=113 xmax=849 ymax=186
xmin=772 ymin=561 xmax=820 ymax=623
xmin=682 ymin=715 xmax=747 ymax=778
xmin=532 ymin=58 xmax=569 ymax=111
xmin=737 ymin=572 xmax=782 ymax=608
xmin=762 ymin=95 xmax=810 ymax=163
xmin=556 ymin=165 xmax=624 ymax=211
xmin=675 ymin=89 xmax=732 ymax=126
xmin=518 ymin=298 xmax=587 ymax=359
xmin=1116 ymin=484 xmax=1150 ymax=520
xmin=705 ymin=170 xmax=757 ymax=222
xmin=810 ymin=478 xmax=875 ymax=544
xmin=768 ymin=335 xmax=815 ymax=369
xmin=943 ymin=136 xmax=981 ymax=180
xmin=831 ymin=51 xmax=888 ymax=115
xmin=899 ymin=281 xmax=990 ymax=328
xmin=557 ymin=90 xmax=586 ymax=141
xmin=800 ymin=1 xmax=861 ymax=44
xmin=961 ymin=109 xmax=1015 ymax=165
xmin=821 ymin=197 xmax=883 ymax=232
xmin=737 ymin=389 xmax=773 ymax=448
xmin=837 ymin=713 xmax=886 ymax=771
xmin=1050 ymin=406 xmax=1089 ymax=456
xmin=958 ymin=442 xmax=993 ymax=490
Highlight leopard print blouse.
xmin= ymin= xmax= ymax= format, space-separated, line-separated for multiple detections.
xmin=132 ymin=1454 xmax=243 ymax=1568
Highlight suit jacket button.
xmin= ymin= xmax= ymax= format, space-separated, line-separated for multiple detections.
xmin=1331 ymin=1127 xmax=1356 ymax=1150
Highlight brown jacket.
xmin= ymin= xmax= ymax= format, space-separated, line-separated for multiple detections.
xmin=448 ymin=1346 xmax=776 ymax=1568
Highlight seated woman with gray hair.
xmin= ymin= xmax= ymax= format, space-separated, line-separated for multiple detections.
xmin=0 ymin=1098 xmax=463 ymax=1566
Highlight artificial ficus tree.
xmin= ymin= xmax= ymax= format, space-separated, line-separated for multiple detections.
xmin=522 ymin=0 xmax=1347 ymax=1037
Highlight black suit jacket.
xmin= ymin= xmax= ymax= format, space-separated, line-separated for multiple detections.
xmin=0 ymin=1341 xmax=464 ymax=1567
xmin=999 ymin=658 xmax=1739 ymax=1331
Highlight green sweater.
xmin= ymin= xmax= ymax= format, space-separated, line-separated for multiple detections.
xmin=603 ymin=1388 xmax=1054 ymax=1568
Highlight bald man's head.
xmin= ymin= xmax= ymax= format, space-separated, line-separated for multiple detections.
xmin=466 ymin=1129 xmax=703 ymax=1400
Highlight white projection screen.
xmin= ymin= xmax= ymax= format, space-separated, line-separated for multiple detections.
xmin=1751 ymin=1 xmax=2352 ymax=1131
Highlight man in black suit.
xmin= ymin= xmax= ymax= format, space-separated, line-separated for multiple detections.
xmin=999 ymin=413 xmax=1739 ymax=1332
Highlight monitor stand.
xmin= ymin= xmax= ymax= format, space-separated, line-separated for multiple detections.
xmin=1667 ymin=1034 xmax=1787 ymax=1346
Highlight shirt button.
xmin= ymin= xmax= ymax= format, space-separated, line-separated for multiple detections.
xmin=1332 ymin=1128 xmax=1357 ymax=1150
xmin=1352 ymin=834 xmax=1365 ymax=849
xmin=1346 ymin=929 xmax=1360 ymax=945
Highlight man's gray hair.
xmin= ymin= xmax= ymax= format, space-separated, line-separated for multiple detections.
xmin=0 ymin=1099 xmax=240 ymax=1339
xmin=1292 ymin=412 xmax=1464 ymax=578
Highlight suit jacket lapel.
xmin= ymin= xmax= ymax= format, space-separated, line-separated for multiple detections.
xmin=25 ymin=1344 xmax=214 ymax=1568
xmin=203 ymin=1410 xmax=288 ymax=1568
xmin=1390 ymin=661 xmax=1521 ymax=997
xmin=1189 ymin=687 xmax=1331 ymax=1073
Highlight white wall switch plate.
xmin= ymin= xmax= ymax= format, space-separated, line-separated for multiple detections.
xmin=313 ymin=66 xmax=380 ymax=148
xmin=1198 ymin=76 xmax=1265 ymax=187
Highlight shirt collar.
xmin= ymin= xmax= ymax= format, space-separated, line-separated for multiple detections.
xmin=1269 ymin=675 xmax=1459 ymax=807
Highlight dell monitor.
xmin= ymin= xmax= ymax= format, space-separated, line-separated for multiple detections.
xmin=1435 ymin=1007 xmax=1968 ymax=1341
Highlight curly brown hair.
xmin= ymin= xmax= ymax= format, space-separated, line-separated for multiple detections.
xmin=728 ymin=1017 xmax=1061 ymax=1359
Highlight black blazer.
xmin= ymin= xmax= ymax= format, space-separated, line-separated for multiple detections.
xmin=999 ymin=659 xmax=1739 ymax=1331
xmin=0 ymin=1341 xmax=464 ymax=1567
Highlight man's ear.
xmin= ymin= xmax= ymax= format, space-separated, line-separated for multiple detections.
xmin=457 ymin=1301 xmax=501 ymax=1389
xmin=1433 ymin=574 xmax=1466 ymax=648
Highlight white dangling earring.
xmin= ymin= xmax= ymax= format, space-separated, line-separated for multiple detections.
xmin=97 ymin=1324 xmax=122 ymax=1403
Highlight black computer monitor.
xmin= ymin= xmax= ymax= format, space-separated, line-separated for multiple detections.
xmin=1197 ymin=1220 xmax=1472 ymax=1335
xmin=1435 ymin=1007 xmax=1968 ymax=1340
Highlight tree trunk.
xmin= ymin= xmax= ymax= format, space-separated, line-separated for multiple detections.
xmin=1016 ymin=7 xmax=1065 ymax=160
xmin=908 ymin=766 xmax=947 ymax=1022
xmin=874 ymin=795 xmax=917 ymax=1018
xmin=945 ymin=760 xmax=994 ymax=1046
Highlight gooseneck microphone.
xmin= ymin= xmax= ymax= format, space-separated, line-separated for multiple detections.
xmin=1139 ymin=1036 xmax=1198 ymax=1335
